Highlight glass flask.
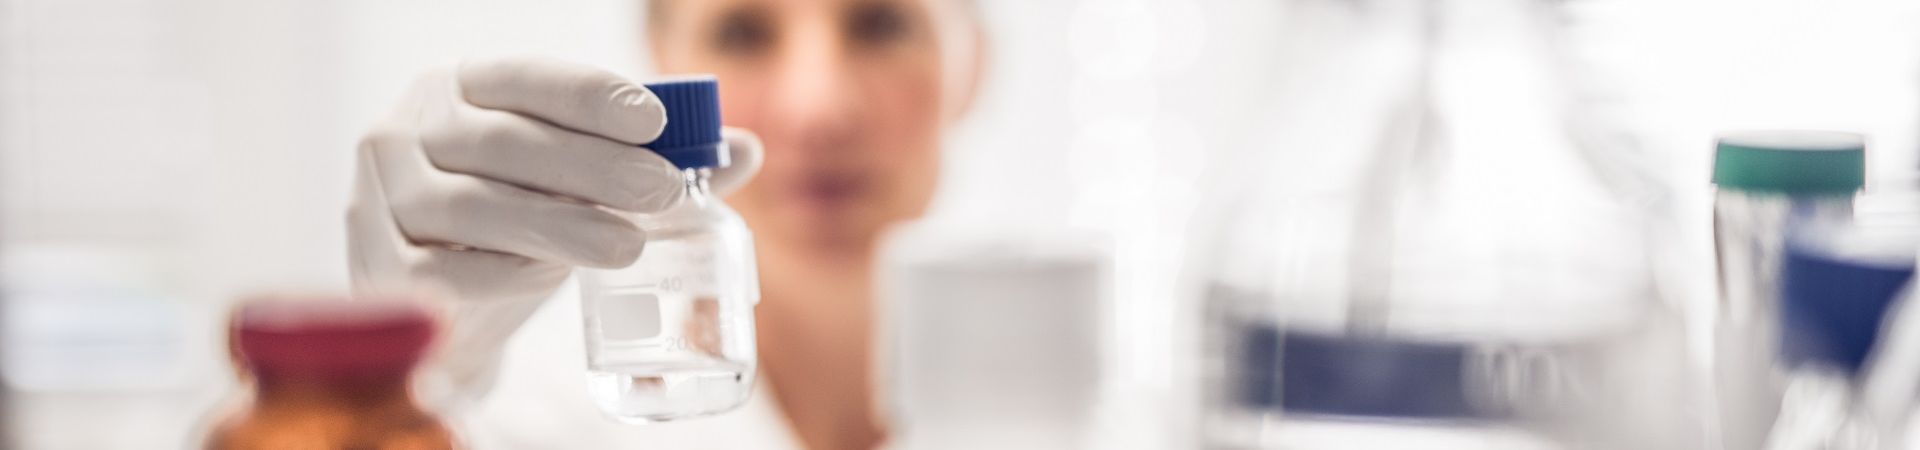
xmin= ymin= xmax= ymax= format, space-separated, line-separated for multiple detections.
xmin=576 ymin=77 xmax=760 ymax=423
xmin=203 ymin=296 xmax=453 ymax=450
xmin=1194 ymin=0 xmax=1699 ymax=448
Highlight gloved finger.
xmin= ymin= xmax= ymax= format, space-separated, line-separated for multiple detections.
xmin=352 ymin=125 xmax=571 ymax=299
xmin=407 ymin=247 xmax=570 ymax=309
xmin=711 ymin=127 xmax=764 ymax=196
xmin=349 ymin=124 xmax=431 ymax=295
xmin=365 ymin=126 xmax=647 ymax=269
xmin=421 ymin=101 xmax=686 ymax=213
xmin=457 ymin=56 xmax=666 ymax=145
xmin=398 ymin=174 xmax=646 ymax=269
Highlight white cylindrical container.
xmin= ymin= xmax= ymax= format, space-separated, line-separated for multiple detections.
xmin=879 ymin=224 xmax=1108 ymax=450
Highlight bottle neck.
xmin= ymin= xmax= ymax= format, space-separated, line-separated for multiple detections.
xmin=251 ymin=370 xmax=419 ymax=411
xmin=684 ymin=167 xmax=715 ymax=198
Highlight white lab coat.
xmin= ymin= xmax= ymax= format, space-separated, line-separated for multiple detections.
xmin=458 ymin=281 xmax=802 ymax=450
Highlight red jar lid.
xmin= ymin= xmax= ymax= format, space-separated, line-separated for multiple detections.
xmin=232 ymin=296 xmax=436 ymax=378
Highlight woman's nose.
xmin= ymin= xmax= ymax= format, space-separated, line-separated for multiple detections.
xmin=766 ymin=29 xmax=860 ymax=154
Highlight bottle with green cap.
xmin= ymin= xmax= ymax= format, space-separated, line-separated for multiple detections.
xmin=1708 ymin=130 xmax=1866 ymax=450
xmin=575 ymin=76 xmax=761 ymax=423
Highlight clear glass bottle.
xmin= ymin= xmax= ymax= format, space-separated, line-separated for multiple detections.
xmin=1194 ymin=0 xmax=1699 ymax=448
xmin=576 ymin=77 xmax=760 ymax=423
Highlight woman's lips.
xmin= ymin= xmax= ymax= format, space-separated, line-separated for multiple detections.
xmin=792 ymin=174 xmax=866 ymax=211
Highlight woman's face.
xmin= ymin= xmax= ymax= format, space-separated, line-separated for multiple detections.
xmin=650 ymin=0 xmax=971 ymax=257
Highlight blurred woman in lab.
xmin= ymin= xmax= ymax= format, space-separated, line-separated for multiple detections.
xmin=346 ymin=0 xmax=984 ymax=448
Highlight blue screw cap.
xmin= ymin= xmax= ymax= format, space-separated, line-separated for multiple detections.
xmin=644 ymin=77 xmax=727 ymax=169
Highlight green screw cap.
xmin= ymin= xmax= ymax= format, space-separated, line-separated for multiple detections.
xmin=1713 ymin=130 xmax=1865 ymax=194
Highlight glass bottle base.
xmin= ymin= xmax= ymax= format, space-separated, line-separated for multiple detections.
xmin=586 ymin=359 xmax=753 ymax=423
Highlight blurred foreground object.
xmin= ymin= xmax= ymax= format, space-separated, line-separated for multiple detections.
xmin=1754 ymin=184 xmax=1919 ymax=450
xmin=2 ymin=244 xmax=212 ymax=448
xmin=1194 ymin=0 xmax=1698 ymax=447
xmin=202 ymin=296 xmax=453 ymax=450
xmin=878 ymin=224 xmax=1109 ymax=450
xmin=1707 ymin=130 xmax=1866 ymax=449
xmin=2 ymin=245 xmax=194 ymax=391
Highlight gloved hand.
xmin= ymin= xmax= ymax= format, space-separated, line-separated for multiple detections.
xmin=347 ymin=56 xmax=762 ymax=402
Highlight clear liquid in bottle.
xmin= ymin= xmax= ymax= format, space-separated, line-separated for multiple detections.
xmin=576 ymin=77 xmax=759 ymax=423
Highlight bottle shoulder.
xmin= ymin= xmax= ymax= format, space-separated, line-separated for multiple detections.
xmin=628 ymin=195 xmax=749 ymax=239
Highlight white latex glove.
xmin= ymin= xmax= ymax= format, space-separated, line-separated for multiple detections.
xmin=347 ymin=56 xmax=763 ymax=404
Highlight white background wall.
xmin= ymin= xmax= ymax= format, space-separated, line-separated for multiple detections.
xmin=4 ymin=0 xmax=1920 ymax=448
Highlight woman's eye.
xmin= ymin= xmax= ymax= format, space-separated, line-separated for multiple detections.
xmin=847 ymin=2 xmax=911 ymax=47
xmin=712 ymin=9 xmax=773 ymax=55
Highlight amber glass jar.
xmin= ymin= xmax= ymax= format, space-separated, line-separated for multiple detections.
xmin=204 ymin=297 xmax=454 ymax=450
